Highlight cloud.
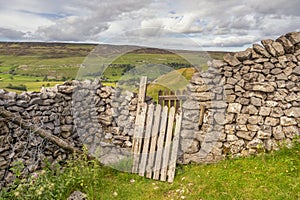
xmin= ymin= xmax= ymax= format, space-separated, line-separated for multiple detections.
xmin=0 ymin=0 xmax=299 ymax=50
xmin=0 ymin=28 xmax=25 ymax=40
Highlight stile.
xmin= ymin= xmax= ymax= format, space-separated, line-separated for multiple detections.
xmin=160 ymin=106 xmax=175 ymax=181
xmin=146 ymin=104 xmax=162 ymax=178
xmin=138 ymin=104 xmax=155 ymax=176
xmin=167 ymin=109 xmax=182 ymax=183
xmin=153 ymin=105 xmax=168 ymax=180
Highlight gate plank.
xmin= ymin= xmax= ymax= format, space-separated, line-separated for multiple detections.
xmin=167 ymin=109 xmax=182 ymax=183
xmin=132 ymin=103 xmax=147 ymax=173
xmin=153 ymin=105 xmax=168 ymax=180
xmin=146 ymin=104 xmax=162 ymax=178
xmin=137 ymin=76 xmax=147 ymax=112
xmin=160 ymin=106 xmax=175 ymax=181
xmin=139 ymin=104 xmax=154 ymax=176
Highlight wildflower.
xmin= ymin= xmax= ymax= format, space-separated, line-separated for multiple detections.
xmin=37 ymin=190 xmax=42 ymax=195
xmin=32 ymin=172 xmax=38 ymax=178
xmin=130 ymin=179 xmax=135 ymax=183
xmin=14 ymin=191 xmax=20 ymax=197
xmin=49 ymin=183 xmax=55 ymax=189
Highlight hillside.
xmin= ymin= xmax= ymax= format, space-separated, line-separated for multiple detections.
xmin=0 ymin=42 xmax=227 ymax=93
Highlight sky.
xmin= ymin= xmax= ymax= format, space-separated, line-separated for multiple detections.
xmin=0 ymin=0 xmax=299 ymax=51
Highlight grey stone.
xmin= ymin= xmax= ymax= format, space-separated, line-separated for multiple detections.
xmin=223 ymin=53 xmax=241 ymax=66
xmin=237 ymin=131 xmax=256 ymax=140
xmin=236 ymin=114 xmax=249 ymax=125
xmin=257 ymin=130 xmax=272 ymax=139
xmin=286 ymin=32 xmax=300 ymax=45
xmin=248 ymin=115 xmax=263 ymax=125
xmin=270 ymin=107 xmax=283 ymax=118
xmin=265 ymin=101 xmax=278 ymax=107
xmin=259 ymin=107 xmax=271 ymax=116
xmin=272 ymin=41 xmax=285 ymax=56
xmin=182 ymin=100 xmax=200 ymax=109
xmin=273 ymin=126 xmax=285 ymax=140
xmin=214 ymin=112 xmax=226 ymax=125
xmin=61 ymin=131 xmax=72 ymax=138
xmin=210 ymin=59 xmax=227 ymax=68
xmin=265 ymin=117 xmax=280 ymax=126
xmin=276 ymin=35 xmax=294 ymax=53
xmin=261 ymin=39 xmax=277 ymax=57
xmin=280 ymin=117 xmax=297 ymax=126
xmin=284 ymin=107 xmax=300 ymax=117
xmin=67 ymin=191 xmax=87 ymax=200
xmin=235 ymin=48 xmax=252 ymax=61
xmin=293 ymin=66 xmax=300 ymax=75
xmin=250 ymin=97 xmax=262 ymax=107
xmin=180 ymin=139 xmax=200 ymax=154
xmin=243 ymin=105 xmax=259 ymax=115
xmin=251 ymin=83 xmax=275 ymax=93
xmin=227 ymin=135 xmax=239 ymax=142
xmin=247 ymin=138 xmax=264 ymax=149
xmin=283 ymin=126 xmax=299 ymax=139
xmin=236 ymin=125 xmax=248 ymax=131
xmin=227 ymin=103 xmax=242 ymax=114
xmin=271 ymin=68 xmax=282 ymax=75
xmin=191 ymin=92 xmax=214 ymax=101
xmin=247 ymin=124 xmax=260 ymax=132
xmin=181 ymin=129 xmax=195 ymax=139
xmin=276 ymin=73 xmax=288 ymax=80
xmin=253 ymin=44 xmax=271 ymax=58
xmin=254 ymin=58 xmax=269 ymax=63
xmin=58 ymin=85 xmax=75 ymax=94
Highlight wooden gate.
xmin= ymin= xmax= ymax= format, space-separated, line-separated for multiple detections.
xmin=132 ymin=77 xmax=183 ymax=182
xmin=158 ymin=89 xmax=187 ymax=111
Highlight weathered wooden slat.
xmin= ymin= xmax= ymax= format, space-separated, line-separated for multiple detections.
xmin=132 ymin=103 xmax=147 ymax=173
xmin=139 ymin=104 xmax=154 ymax=176
xmin=153 ymin=106 xmax=168 ymax=180
xmin=167 ymin=109 xmax=182 ymax=183
xmin=137 ymin=76 xmax=147 ymax=112
xmin=132 ymin=76 xmax=148 ymax=173
xmin=158 ymin=90 xmax=163 ymax=106
xmin=146 ymin=104 xmax=162 ymax=178
xmin=160 ymin=106 xmax=175 ymax=181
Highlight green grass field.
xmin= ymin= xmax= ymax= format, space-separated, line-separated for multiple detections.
xmin=1 ymin=142 xmax=299 ymax=200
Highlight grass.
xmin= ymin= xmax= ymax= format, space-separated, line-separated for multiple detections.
xmin=1 ymin=142 xmax=299 ymax=200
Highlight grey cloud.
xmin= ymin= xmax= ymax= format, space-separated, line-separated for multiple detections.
xmin=0 ymin=28 xmax=25 ymax=39
xmin=33 ymin=0 xmax=152 ymax=41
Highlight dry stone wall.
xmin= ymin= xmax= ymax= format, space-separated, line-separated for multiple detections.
xmin=180 ymin=31 xmax=300 ymax=164
xmin=0 ymin=80 xmax=139 ymax=188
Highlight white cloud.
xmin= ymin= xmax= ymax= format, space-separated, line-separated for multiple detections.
xmin=0 ymin=0 xmax=299 ymax=50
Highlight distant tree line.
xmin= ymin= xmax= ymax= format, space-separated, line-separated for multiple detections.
xmin=6 ymin=83 xmax=27 ymax=91
xmin=164 ymin=62 xmax=193 ymax=69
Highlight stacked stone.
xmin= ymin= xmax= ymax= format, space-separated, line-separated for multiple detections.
xmin=109 ymin=90 xmax=137 ymax=148
xmin=0 ymin=80 xmax=138 ymax=188
xmin=0 ymin=86 xmax=76 ymax=188
xmin=181 ymin=31 xmax=300 ymax=164
xmin=180 ymin=61 xmax=227 ymax=164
